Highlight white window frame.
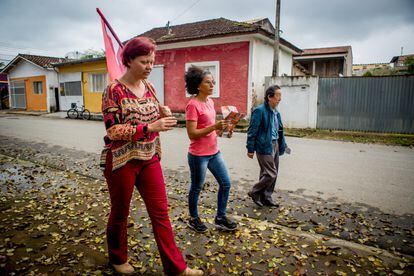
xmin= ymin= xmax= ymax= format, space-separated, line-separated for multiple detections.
xmin=33 ymin=81 xmax=43 ymax=95
xmin=60 ymin=81 xmax=82 ymax=96
xmin=185 ymin=61 xmax=220 ymax=98
xmin=88 ymin=73 xmax=108 ymax=93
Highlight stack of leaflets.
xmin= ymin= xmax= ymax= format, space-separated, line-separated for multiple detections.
xmin=218 ymin=106 xmax=245 ymax=138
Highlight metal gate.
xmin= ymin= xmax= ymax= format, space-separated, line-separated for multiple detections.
xmin=317 ymin=76 xmax=414 ymax=133
xmin=10 ymin=80 xmax=26 ymax=109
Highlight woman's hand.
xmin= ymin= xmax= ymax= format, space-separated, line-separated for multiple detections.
xmin=214 ymin=120 xmax=226 ymax=130
xmin=148 ymin=117 xmax=177 ymax=132
xmin=159 ymin=105 xmax=172 ymax=118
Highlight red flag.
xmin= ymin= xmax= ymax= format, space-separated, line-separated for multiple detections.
xmin=97 ymin=8 xmax=125 ymax=81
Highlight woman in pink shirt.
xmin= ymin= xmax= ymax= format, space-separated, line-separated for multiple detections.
xmin=184 ymin=66 xmax=237 ymax=233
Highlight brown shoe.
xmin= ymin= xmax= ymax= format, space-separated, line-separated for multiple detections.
xmin=112 ymin=262 xmax=135 ymax=274
xmin=178 ymin=267 xmax=204 ymax=276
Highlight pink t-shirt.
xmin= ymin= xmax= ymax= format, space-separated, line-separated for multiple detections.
xmin=185 ymin=97 xmax=219 ymax=156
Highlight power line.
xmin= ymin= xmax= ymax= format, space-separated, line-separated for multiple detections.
xmin=171 ymin=0 xmax=202 ymax=23
xmin=0 ymin=41 xmax=50 ymax=54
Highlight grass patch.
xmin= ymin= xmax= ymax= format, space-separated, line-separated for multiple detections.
xmin=285 ymin=128 xmax=414 ymax=147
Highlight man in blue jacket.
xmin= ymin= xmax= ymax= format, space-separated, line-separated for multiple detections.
xmin=246 ymin=85 xmax=288 ymax=207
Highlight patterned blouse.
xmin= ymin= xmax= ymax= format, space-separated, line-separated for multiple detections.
xmin=100 ymin=80 xmax=161 ymax=171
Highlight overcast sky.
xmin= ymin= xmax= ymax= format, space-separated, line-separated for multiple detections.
xmin=1 ymin=0 xmax=413 ymax=64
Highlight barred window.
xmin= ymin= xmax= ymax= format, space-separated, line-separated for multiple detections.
xmin=88 ymin=73 xmax=107 ymax=92
xmin=60 ymin=81 xmax=82 ymax=96
xmin=33 ymin=81 xmax=43 ymax=94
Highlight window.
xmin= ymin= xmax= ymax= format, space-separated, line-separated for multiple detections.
xmin=88 ymin=73 xmax=107 ymax=92
xmin=10 ymin=80 xmax=26 ymax=108
xmin=59 ymin=81 xmax=82 ymax=96
xmin=185 ymin=61 xmax=220 ymax=98
xmin=33 ymin=81 xmax=43 ymax=94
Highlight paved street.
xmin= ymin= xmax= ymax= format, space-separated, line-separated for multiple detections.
xmin=2 ymin=152 xmax=412 ymax=275
xmin=1 ymin=113 xmax=414 ymax=275
xmin=1 ymin=114 xmax=413 ymax=215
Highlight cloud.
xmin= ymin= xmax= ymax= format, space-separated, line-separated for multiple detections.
xmin=0 ymin=0 xmax=413 ymax=63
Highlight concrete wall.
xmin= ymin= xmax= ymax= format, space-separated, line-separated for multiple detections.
xmin=265 ymin=76 xmax=319 ymax=128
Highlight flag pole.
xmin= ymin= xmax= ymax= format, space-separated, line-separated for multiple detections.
xmin=96 ymin=8 xmax=125 ymax=49
xmin=96 ymin=8 xmax=160 ymax=104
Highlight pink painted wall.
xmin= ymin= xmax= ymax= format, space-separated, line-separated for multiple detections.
xmin=155 ymin=41 xmax=250 ymax=114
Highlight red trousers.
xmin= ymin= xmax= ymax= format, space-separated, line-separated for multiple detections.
xmin=104 ymin=153 xmax=187 ymax=275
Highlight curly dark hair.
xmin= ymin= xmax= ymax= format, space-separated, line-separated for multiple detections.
xmin=185 ymin=65 xmax=212 ymax=95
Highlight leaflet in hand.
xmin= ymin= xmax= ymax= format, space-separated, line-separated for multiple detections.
xmin=218 ymin=106 xmax=245 ymax=138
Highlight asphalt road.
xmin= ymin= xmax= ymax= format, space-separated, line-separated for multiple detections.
xmin=1 ymin=114 xmax=413 ymax=215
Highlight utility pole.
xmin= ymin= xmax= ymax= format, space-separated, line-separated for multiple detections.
xmin=272 ymin=0 xmax=281 ymax=77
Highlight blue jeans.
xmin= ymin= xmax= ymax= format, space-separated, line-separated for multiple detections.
xmin=188 ymin=151 xmax=231 ymax=219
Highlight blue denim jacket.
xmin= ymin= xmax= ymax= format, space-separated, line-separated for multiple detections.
xmin=246 ymin=102 xmax=287 ymax=155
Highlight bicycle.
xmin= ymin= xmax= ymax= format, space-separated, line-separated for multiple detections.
xmin=67 ymin=103 xmax=91 ymax=120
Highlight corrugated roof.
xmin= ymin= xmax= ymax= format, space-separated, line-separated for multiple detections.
xmin=296 ymin=46 xmax=352 ymax=56
xmin=53 ymin=56 xmax=105 ymax=67
xmin=131 ymin=17 xmax=301 ymax=53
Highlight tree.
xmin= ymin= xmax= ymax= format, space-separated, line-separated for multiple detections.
xmin=65 ymin=49 xmax=105 ymax=60
xmin=404 ymin=56 xmax=414 ymax=74
xmin=80 ymin=48 xmax=105 ymax=60
xmin=363 ymin=70 xmax=373 ymax=77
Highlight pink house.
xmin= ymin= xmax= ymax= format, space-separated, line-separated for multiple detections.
xmin=135 ymin=17 xmax=301 ymax=116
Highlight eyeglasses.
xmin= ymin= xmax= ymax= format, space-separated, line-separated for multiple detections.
xmin=202 ymin=80 xmax=216 ymax=85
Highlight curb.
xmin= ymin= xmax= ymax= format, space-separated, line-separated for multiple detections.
xmin=234 ymin=215 xmax=408 ymax=261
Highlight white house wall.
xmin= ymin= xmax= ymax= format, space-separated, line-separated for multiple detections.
xmin=250 ymin=38 xmax=273 ymax=109
xmin=46 ymin=70 xmax=59 ymax=112
xmin=249 ymin=38 xmax=295 ymax=110
xmin=279 ymin=48 xmax=293 ymax=76
xmin=57 ymin=72 xmax=83 ymax=111
xmin=9 ymin=60 xmax=59 ymax=112
xmin=9 ymin=60 xmax=47 ymax=78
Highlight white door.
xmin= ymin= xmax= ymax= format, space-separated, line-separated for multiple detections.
xmin=148 ymin=65 xmax=164 ymax=105
xmin=58 ymin=72 xmax=83 ymax=110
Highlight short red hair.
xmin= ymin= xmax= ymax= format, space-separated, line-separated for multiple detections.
xmin=122 ymin=37 xmax=156 ymax=68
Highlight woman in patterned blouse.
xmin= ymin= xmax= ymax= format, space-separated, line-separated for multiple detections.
xmin=101 ymin=37 xmax=203 ymax=276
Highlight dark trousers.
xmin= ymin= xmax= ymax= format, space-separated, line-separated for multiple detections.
xmin=250 ymin=141 xmax=279 ymax=202
xmin=104 ymin=153 xmax=187 ymax=275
